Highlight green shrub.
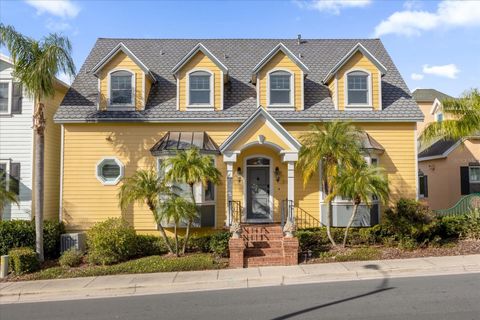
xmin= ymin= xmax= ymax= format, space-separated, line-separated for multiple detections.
xmin=437 ymin=216 xmax=466 ymax=239
xmin=135 ymin=234 xmax=168 ymax=257
xmin=9 ymin=247 xmax=40 ymax=274
xmin=188 ymin=234 xmax=212 ymax=253
xmin=209 ymin=231 xmax=230 ymax=257
xmin=0 ymin=220 xmax=64 ymax=259
xmin=383 ymin=198 xmax=436 ymax=244
xmin=59 ymin=249 xmax=83 ymax=268
xmin=87 ymin=218 xmax=137 ymax=265
xmin=464 ymin=210 xmax=480 ymax=240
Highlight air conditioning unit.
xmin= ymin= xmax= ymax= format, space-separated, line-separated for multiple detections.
xmin=60 ymin=233 xmax=86 ymax=253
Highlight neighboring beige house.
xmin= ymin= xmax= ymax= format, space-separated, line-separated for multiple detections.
xmin=413 ymin=89 xmax=480 ymax=210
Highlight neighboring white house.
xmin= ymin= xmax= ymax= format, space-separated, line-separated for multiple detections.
xmin=0 ymin=54 xmax=69 ymax=220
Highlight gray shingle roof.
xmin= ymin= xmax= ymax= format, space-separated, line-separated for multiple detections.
xmin=412 ymin=89 xmax=454 ymax=102
xmin=56 ymin=38 xmax=423 ymax=123
xmin=418 ymin=139 xmax=458 ymax=159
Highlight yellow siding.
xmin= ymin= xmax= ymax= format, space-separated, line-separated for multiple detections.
xmin=62 ymin=123 xmax=238 ymax=232
xmin=258 ymin=51 xmax=303 ymax=111
xmin=98 ymin=52 xmax=145 ymax=111
xmin=62 ymin=121 xmax=417 ymax=231
xmin=334 ymin=51 xmax=381 ymax=111
xmin=178 ymin=52 xmax=222 ymax=111
xmin=328 ymin=78 xmax=337 ymax=109
xmin=32 ymin=83 xmax=68 ymax=220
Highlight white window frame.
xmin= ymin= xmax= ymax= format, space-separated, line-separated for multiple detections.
xmin=96 ymin=157 xmax=124 ymax=186
xmin=107 ymin=69 xmax=135 ymax=109
xmin=0 ymin=159 xmax=10 ymax=191
xmin=0 ymin=80 xmax=13 ymax=115
xmin=345 ymin=69 xmax=372 ymax=110
xmin=267 ymin=69 xmax=295 ymax=110
xmin=186 ymin=69 xmax=214 ymax=111
xmin=470 ymin=166 xmax=480 ymax=183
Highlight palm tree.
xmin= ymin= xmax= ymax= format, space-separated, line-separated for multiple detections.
xmin=118 ymin=169 xmax=175 ymax=254
xmin=163 ymin=148 xmax=222 ymax=254
xmin=334 ymin=161 xmax=389 ymax=247
xmin=159 ymin=195 xmax=197 ymax=256
xmin=0 ymin=171 xmax=19 ymax=221
xmin=297 ymin=122 xmax=363 ymax=246
xmin=421 ymin=88 xmax=480 ymax=143
xmin=0 ymin=24 xmax=75 ymax=261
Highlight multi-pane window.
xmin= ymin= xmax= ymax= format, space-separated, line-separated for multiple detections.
xmin=96 ymin=158 xmax=124 ymax=185
xmin=347 ymin=71 xmax=369 ymax=105
xmin=470 ymin=166 xmax=480 ymax=183
xmin=189 ymin=71 xmax=211 ymax=105
xmin=110 ymin=71 xmax=133 ymax=105
xmin=0 ymin=82 xmax=10 ymax=113
xmin=269 ymin=71 xmax=291 ymax=105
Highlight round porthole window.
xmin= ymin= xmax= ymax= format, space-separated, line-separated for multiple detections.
xmin=96 ymin=158 xmax=124 ymax=185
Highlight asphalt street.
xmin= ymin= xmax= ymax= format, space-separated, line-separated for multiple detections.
xmin=1 ymin=273 xmax=479 ymax=320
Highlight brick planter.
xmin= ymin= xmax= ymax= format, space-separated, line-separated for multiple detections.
xmin=229 ymin=238 xmax=245 ymax=268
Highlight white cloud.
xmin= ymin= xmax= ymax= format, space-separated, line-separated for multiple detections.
xmin=374 ymin=0 xmax=480 ymax=37
xmin=25 ymin=0 xmax=80 ymax=19
xmin=411 ymin=73 xmax=424 ymax=81
xmin=422 ymin=64 xmax=460 ymax=79
xmin=403 ymin=0 xmax=423 ymax=10
xmin=45 ymin=19 xmax=72 ymax=32
xmin=295 ymin=0 xmax=371 ymax=15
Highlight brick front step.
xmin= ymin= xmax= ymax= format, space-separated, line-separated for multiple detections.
xmin=229 ymin=224 xmax=299 ymax=268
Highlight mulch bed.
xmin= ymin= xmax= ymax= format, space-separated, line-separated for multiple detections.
xmin=379 ymin=240 xmax=480 ymax=260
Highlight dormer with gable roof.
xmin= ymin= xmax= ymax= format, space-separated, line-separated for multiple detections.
xmin=252 ymin=43 xmax=309 ymax=111
xmin=323 ymin=43 xmax=387 ymax=111
xmin=92 ymin=42 xmax=156 ymax=111
xmin=172 ymin=43 xmax=228 ymax=112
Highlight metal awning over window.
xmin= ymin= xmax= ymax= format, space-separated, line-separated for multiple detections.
xmin=150 ymin=131 xmax=220 ymax=156
xmin=359 ymin=132 xmax=385 ymax=154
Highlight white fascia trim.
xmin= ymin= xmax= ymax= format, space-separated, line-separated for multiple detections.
xmin=96 ymin=78 xmax=101 ymax=110
xmin=171 ymin=43 xmax=228 ymax=75
xmin=185 ymin=69 xmax=215 ymax=110
xmin=219 ymin=107 xmax=301 ymax=152
xmin=176 ymin=77 xmax=180 ymax=110
xmin=141 ymin=71 xmax=146 ymax=110
xmin=59 ymin=125 xmax=64 ymax=221
xmin=256 ymin=75 xmax=260 ymax=107
xmin=343 ymin=68 xmax=373 ymax=110
xmin=251 ymin=43 xmax=309 ymax=82
xmin=220 ymin=70 xmax=224 ymax=110
xmin=0 ymin=53 xmax=13 ymax=64
xmin=92 ymin=42 xmax=155 ymax=81
xmin=266 ymin=68 xmax=295 ymax=110
xmin=418 ymin=136 xmax=480 ymax=162
xmin=300 ymin=70 xmax=304 ymax=110
xmin=378 ymin=70 xmax=383 ymax=110
xmin=430 ymin=98 xmax=442 ymax=115
xmin=323 ymin=43 xmax=387 ymax=84
xmin=106 ymin=68 xmax=136 ymax=110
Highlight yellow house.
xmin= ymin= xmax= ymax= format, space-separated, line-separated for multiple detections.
xmin=413 ymin=89 xmax=480 ymax=210
xmin=55 ymin=38 xmax=422 ymax=238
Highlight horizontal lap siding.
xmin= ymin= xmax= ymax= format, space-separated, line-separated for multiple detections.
xmin=62 ymin=123 xmax=238 ymax=232
xmin=178 ymin=52 xmax=222 ymax=111
xmin=258 ymin=52 xmax=303 ymax=110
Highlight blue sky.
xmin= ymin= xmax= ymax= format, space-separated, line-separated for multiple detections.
xmin=1 ymin=0 xmax=479 ymax=97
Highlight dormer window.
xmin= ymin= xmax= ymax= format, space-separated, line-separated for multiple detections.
xmin=347 ymin=71 xmax=370 ymax=105
xmin=189 ymin=71 xmax=212 ymax=106
xmin=109 ymin=70 xmax=134 ymax=106
xmin=269 ymin=70 xmax=293 ymax=106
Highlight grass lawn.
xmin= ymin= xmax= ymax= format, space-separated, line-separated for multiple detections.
xmin=7 ymin=253 xmax=227 ymax=281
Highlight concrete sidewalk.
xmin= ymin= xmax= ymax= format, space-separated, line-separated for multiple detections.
xmin=1 ymin=254 xmax=480 ymax=304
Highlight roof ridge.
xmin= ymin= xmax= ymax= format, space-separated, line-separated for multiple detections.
xmin=95 ymin=37 xmax=381 ymax=41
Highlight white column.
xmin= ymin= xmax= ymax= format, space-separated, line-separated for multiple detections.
xmin=226 ymin=162 xmax=234 ymax=225
xmin=287 ymin=161 xmax=295 ymax=218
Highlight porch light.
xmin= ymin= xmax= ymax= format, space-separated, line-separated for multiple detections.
xmin=274 ymin=166 xmax=281 ymax=182
xmin=236 ymin=167 xmax=242 ymax=183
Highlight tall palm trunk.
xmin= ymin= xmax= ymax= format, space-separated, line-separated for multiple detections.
xmin=34 ymin=100 xmax=45 ymax=262
xmin=324 ymin=178 xmax=337 ymax=247
xmin=174 ymin=223 xmax=179 ymax=256
xmin=342 ymin=202 xmax=360 ymax=248
xmin=181 ymin=183 xmax=195 ymax=255
xmin=147 ymin=200 xmax=174 ymax=254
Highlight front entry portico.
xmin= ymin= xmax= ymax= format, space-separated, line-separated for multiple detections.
xmin=220 ymin=107 xmax=301 ymax=226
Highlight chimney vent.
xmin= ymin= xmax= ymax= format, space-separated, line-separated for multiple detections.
xmin=297 ymin=34 xmax=302 ymax=45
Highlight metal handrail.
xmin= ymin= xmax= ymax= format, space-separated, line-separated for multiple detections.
xmin=435 ymin=193 xmax=480 ymax=217
xmin=228 ymin=200 xmax=242 ymax=225
xmin=281 ymin=199 xmax=295 ymax=227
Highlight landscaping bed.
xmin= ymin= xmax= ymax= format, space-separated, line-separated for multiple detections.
xmin=302 ymin=240 xmax=480 ymax=264
xmin=5 ymin=253 xmax=228 ymax=281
